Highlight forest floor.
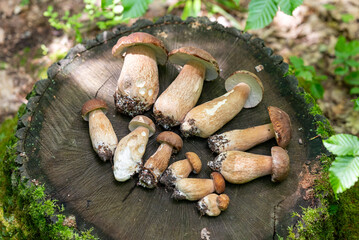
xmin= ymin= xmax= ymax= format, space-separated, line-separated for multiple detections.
xmin=0 ymin=0 xmax=358 ymax=136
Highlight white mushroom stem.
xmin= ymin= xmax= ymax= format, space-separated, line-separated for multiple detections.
xmin=154 ymin=60 xmax=205 ymax=128
xmin=88 ymin=109 xmax=118 ymax=162
xmin=113 ymin=126 xmax=149 ymax=182
xmin=209 ymin=123 xmax=275 ymax=153
xmin=115 ymin=45 xmax=159 ymax=114
xmin=181 ymin=82 xmax=250 ymax=138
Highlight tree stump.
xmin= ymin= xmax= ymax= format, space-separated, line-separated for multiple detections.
xmin=16 ymin=16 xmax=328 ymax=239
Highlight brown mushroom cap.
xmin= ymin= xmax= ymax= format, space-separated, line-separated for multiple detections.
xmin=224 ymin=70 xmax=264 ymax=108
xmin=217 ymin=194 xmax=230 ymax=211
xmin=185 ymin=152 xmax=202 ymax=174
xmin=112 ymin=32 xmax=168 ymax=65
xmin=128 ymin=115 xmax=156 ymax=137
xmin=271 ymin=146 xmax=290 ymax=182
xmin=211 ymin=172 xmax=225 ymax=194
xmin=168 ymin=46 xmax=219 ymax=81
xmin=157 ymin=131 xmax=183 ymax=153
xmin=81 ymin=99 xmax=108 ymax=121
xmin=268 ymin=106 xmax=292 ymax=148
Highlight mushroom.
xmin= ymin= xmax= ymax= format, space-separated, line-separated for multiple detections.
xmin=208 ymin=146 xmax=290 ymax=184
xmin=197 ymin=193 xmax=230 ymax=217
xmin=181 ymin=70 xmax=264 ymax=138
xmin=153 ymin=47 xmax=219 ymax=129
xmin=172 ymin=172 xmax=225 ymax=201
xmin=81 ymin=99 xmax=118 ymax=162
xmin=138 ymin=131 xmax=183 ymax=188
xmin=208 ymin=106 xmax=292 ymax=153
xmin=113 ymin=115 xmax=155 ymax=182
xmin=112 ymin=32 xmax=168 ymax=116
xmin=160 ymin=152 xmax=202 ymax=188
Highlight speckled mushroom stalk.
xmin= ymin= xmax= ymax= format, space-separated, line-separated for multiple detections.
xmin=113 ymin=116 xmax=155 ymax=182
xmin=208 ymin=106 xmax=292 ymax=153
xmin=154 ymin=47 xmax=219 ymax=129
xmin=172 ymin=172 xmax=225 ymax=201
xmin=181 ymin=70 xmax=264 ymax=138
xmin=81 ymin=99 xmax=118 ymax=162
xmin=112 ymin=32 xmax=168 ymax=116
xmin=208 ymin=146 xmax=290 ymax=184
xmin=160 ymin=152 xmax=202 ymax=188
xmin=197 ymin=193 xmax=230 ymax=217
xmin=138 ymin=131 xmax=183 ymax=188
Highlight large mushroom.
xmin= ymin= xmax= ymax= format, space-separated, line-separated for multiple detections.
xmin=138 ymin=131 xmax=183 ymax=188
xmin=208 ymin=146 xmax=290 ymax=184
xmin=153 ymin=47 xmax=219 ymax=129
xmin=113 ymin=115 xmax=155 ymax=182
xmin=81 ymin=99 xmax=118 ymax=162
xmin=208 ymin=106 xmax=292 ymax=153
xmin=181 ymin=70 xmax=264 ymax=138
xmin=112 ymin=32 xmax=168 ymax=116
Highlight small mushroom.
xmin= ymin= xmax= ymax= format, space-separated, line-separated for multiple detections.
xmin=197 ymin=193 xmax=230 ymax=217
xmin=113 ymin=115 xmax=155 ymax=182
xmin=160 ymin=152 xmax=202 ymax=188
xmin=172 ymin=172 xmax=225 ymax=201
xmin=208 ymin=146 xmax=290 ymax=184
xmin=208 ymin=106 xmax=292 ymax=153
xmin=138 ymin=131 xmax=183 ymax=188
xmin=112 ymin=32 xmax=168 ymax=116
xmin=81 ymin=99 xmax=118 ymax=162
xmin=154 ymin=47 xmax=219 ymax=129
xmin=181 ymin=70 xmax=264 ymax=138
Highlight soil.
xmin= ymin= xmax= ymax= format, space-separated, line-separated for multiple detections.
xmin=0 ymin=0 xmax=358 ymax=135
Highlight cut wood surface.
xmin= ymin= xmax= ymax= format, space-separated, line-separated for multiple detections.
xmin=17 ymin=16 xmax=327 ymax=239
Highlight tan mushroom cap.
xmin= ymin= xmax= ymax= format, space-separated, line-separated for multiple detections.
xmin=268 ymin=106 xmax=292 ymax=148
xmin=81 ymin=99 xmax=108 ymax=121
xmin=128 ymin=115 xmax=156 ymax=137
xmin=185 ymin=152 xmax=202 ymax=174
xmin=217 ymin=194 xmax=230 ymax=211
xmin=271 ymin=146 xmax=290 ymax=182
xmin=157 ymin=131 xmax=183 ymax=153
xmin=168 ymin=46 xmax=219 ymax=81
xmin=112 ymin=32 xmax=168 ymax=65
xmin=211 ymin=172 xmax=225 ymax=194
xmin=224 ymin=70 xmax=264 ymax=108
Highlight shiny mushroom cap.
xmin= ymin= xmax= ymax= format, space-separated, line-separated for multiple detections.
xmin=112 ymin=32 xmax=168 ymax=65
xmin=224 ymin=70 xmax=264 ymax=108
xmin=81 ymin=99 xmax=108 ymax=121
xmin=268 ymin=106 xmax=292 ymax=148
xmin=157 ymin=131 xmax=183 ymax=153
xmin=217 ymin=194 xmax=230 ymax=211
xmin=185 ymin=152 xmax=202 ymax=174
xmin=271 ymin=146 xmax=290 ymax=182
xmin=128 ymin=115 xmax=156 ymax=137
xmin=211 ymin=172 xmax=225 ymax=194
xmin=168 ymin=46 xmax=219 ymax=81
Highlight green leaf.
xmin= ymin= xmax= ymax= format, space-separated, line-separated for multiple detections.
xmin=193 ymin=0 xmax=201 ymax=16
xmin=329 ymin=156 xmax=359 ymax=194
xmin=344 ymin=71 xmax=359 ymax=85
xmin=289 ymin=56 xmax=304 ymax=69
xmin=233 ymin=0 xmax=241 ymax=6
xmin=323 ymin=4 xmax=335 ymax=10
xmin=182 ymin=0 xmax=193 ymax=19
xmin=245 ymin=0 xmax=278 ymax=30
xmin=341 ymin=13 xmax=354 ymax=23
xmin=122 ymin=0 xmax=152 ymax=19
xmin=350 ymin=87 xmax=359 ymax=95
xmin=276 ymin=0 xmax=303 ymax=15
xmin=334 ymin=66 xmax=349 ymax=75
xmin=310 ymin=83 xmax=324 ymax=99
xmin=297 ymin=71 xmax=313 ymax=81
xmin=346 ymin=59 xmax=359 ymax=67
xmin=352 ymin=97 xmax=359 ymax=111
xmin=323 ymin=134 xmax=359 ymax=156
xmin=101 ymin=0 xmax=113 ymax=9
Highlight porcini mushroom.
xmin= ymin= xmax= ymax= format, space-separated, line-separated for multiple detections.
xmin=138 ymin=131 xmax=183 ymax=188
xmin=112 ymin=32 xmax=168 ymax=116
xmin=208 ymin=146 xmax=290 ymax=184
xmin=172 ymin=172 xmax=225 ymax=201
xmin=113 ymin=115 xmax=155 ymax=182
xmin=81 ymin=99 xmax=118 ymax=162
xmin=208 ymin=106 xmax=292 ymax=153
xmin=160 ymin=152 xmax=202 ymax=188
xmin=181 ymin=70 xmax=264 ymax=138
xmin=153 ymin=47 xmax=219 ymax=129
xmin=197 ymin=193 xmax=230 ymax=217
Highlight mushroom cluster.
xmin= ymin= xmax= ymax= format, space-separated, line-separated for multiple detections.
xmin=80 ymin=31 xmax=293 ymax=218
